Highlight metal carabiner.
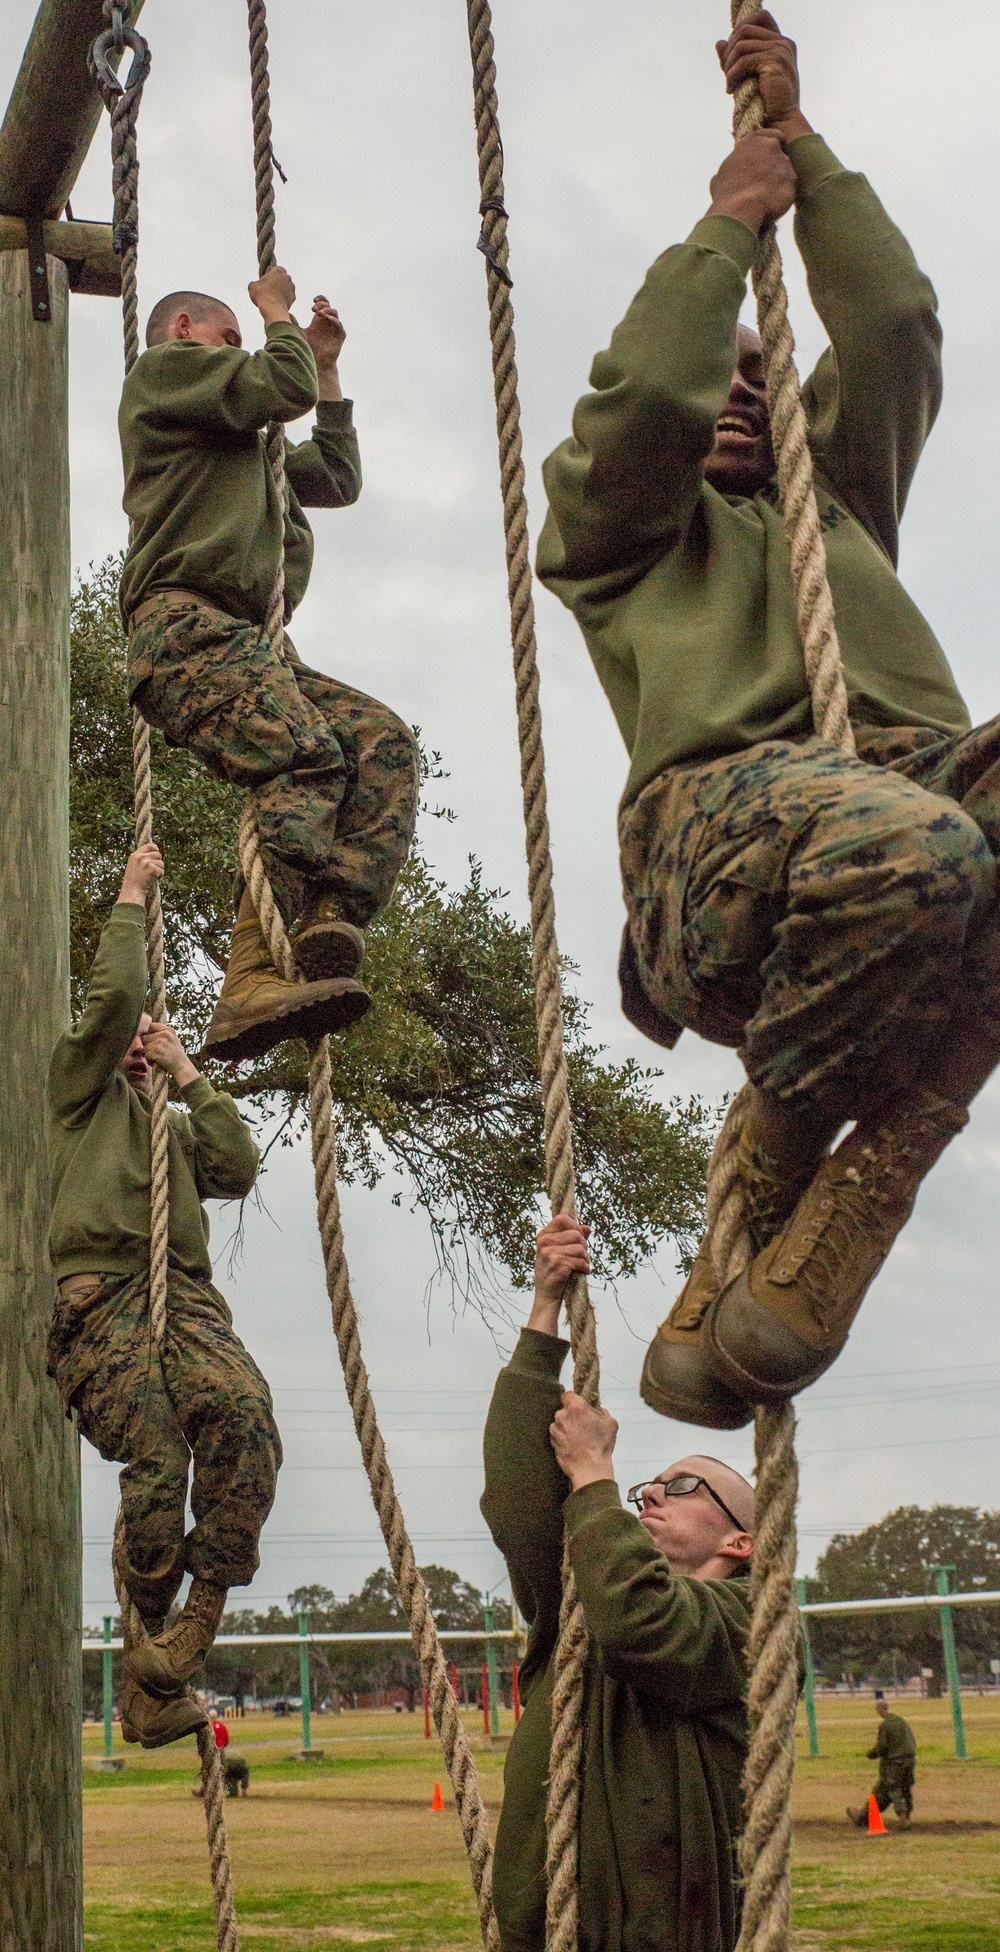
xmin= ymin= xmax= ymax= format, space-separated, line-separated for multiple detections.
xmin=91 ymin=16 xmax=151 ymax=96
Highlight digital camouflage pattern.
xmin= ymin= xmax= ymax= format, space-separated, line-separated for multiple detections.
xmin=619 ymin=717 xmax=1000 ymax=1122
xmin=47 ymin=1267 xmax=281 ymax=1621
xmin=129 ymin=592 xmax=419 ymax=930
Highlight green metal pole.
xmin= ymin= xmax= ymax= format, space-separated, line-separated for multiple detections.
xmin=932 ymin=1566 xmax=967 ymax=1759
xmin=483 ymin=1601 xmax=500 ymax=1736
xmin=102 ymin=1614 xmax=113 ymax=1761
xmin=796 ymin=1579 xmax=819 ymax=1759
xmin=297 ymin=1610 xmax=312 ymax=1754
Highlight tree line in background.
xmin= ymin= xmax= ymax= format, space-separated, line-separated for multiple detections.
xmin=83 ymin=1565 xmax=513 ymax=1718
xmin=802 ymin=1505 xmax=1000 ymax=1696
xmin=82 ymin=1505 xmax=1000 ymax=1718
xmin=70 ymin=558 xmax=716 ymax=1323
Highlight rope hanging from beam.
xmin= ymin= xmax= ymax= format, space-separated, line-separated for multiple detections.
xmin=461 ymin=6 xmax=602 ymax=1950
xmin=90 ymin=6 xmax=242 ymax=1945
xmin=239 ymin=5 xmax=500 ymax=1945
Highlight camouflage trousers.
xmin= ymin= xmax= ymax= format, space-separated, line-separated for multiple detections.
xmin=619 ymin=718 xmax=1000 ymax=1120
xmin=47 ymin=1267 xmax=282 ymax=1619
xmin=128 ymin=592 xmax=419 ymax=930
xmin=873 ymin=1761 xmax=915 ymax=1819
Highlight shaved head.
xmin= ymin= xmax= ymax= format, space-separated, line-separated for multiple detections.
xmin=676 ymin=1455 xmax=756 ymax=1536
xmin=146 ymin=290 xmax=239 ymax=348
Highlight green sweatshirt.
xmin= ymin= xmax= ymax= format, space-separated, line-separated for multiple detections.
xmin=482 ymin=1330 xmax=750 ymax=1952
xmin=47 ymin=906 xmax=260 ymax=1281
xmin=118 ymin=320 xmax=362 ymax=627
xmin=868 ymin=1712 xmax=917 ymax=1764
xmin=537 ymin=134 xmax=970 ymax=807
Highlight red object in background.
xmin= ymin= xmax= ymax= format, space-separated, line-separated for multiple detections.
xmin=423 ymin=1686 xmax=430 ymax=1738
xmin=481 ymin=1662 xmax=489 ymax=1737
xmin=512 ymin=1662 xmax=521 ymax=1724
xmin=212 ymin=1719 xmax=229 ymax=1749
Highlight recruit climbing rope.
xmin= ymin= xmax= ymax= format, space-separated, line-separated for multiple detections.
xmin=238 ymin=5 xmax=499 ymax=1946
xmin=462 ymin=6 xmax=600 ymax=1950
xmin=705 ymin=5 xmax=855 ymax=1948
xmin=90 ymin=7 xmax=240 ymax=1947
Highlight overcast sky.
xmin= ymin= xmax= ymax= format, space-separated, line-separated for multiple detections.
xmin=6 ymin=0 xmax=999 ymax=1624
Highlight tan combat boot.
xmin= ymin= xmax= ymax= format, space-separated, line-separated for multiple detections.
xmin=126 ymin=1578 xmax=228 ymax=1699
xmin=293 ymin=896 xmax=366 ymax=981
xmin=639 ymin=1104 xmax=825 ymax=1430
xmin=201 ymin=910 xmax=370 ymax=1064
xmin=704 ymin=1089 xmax=969 ymax=1403
xmin=119 ymin=1669 xmax=209 ymax=1748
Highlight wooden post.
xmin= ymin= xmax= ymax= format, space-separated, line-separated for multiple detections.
xmin=0 ymin=246 xmax=81 ymax=1950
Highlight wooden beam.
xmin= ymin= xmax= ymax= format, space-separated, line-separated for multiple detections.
xmin=0 ymin=248 xmax=82 ymax=1949
xmin=0 ymin=216 xmax=120 ymax=296
xmin=0 ymin=0 xmax=147 ymax=221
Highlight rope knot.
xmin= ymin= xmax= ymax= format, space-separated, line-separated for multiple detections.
xmin=476 ymin=195 xmax=513 ymax=288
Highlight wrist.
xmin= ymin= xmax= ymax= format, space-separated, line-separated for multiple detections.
xmin=567 ymin=1460 xmax=616 ymax=1493
xmin=527 ymin=1295 xmax=562 ymax=1336
xmin=771 ymin=110 xmax=813 ymax=144
xmin=706 ymin=193 xmax=769 ymax=236
xmin=171 ymin=1056 xmax=201 ymax=1089
xmin=116 ymin=882 xmax=147 ymax=907
xmin=315 ymin=366 xmax=344 ymax=402
xmin=259 ymin=304 xmax=293 ymax=329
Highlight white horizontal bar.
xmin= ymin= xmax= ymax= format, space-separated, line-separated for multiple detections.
xmin=82 ymin=1628 xmax=519 ymax=1652
xmin=801 ymin=1590 xmax=1000 ymax=1616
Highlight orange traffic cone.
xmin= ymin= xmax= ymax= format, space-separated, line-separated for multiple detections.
xmin=866 ymin=1794 xmax=887 ymax=1836
xmin=431 ymin=1781 xmax=444 ymax=1811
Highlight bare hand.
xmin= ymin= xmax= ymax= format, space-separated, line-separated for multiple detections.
xmin=708 ymin=128 xmax=797 ymax=235
xmin=303 ymin=296 xmax=346 ymax=370
xmin=248 ymin=265 xmax=297 ymax=322
xmin=549 ymin=1391 xmax=618 ymax=1492
xmin=535 ymin=1215 xmax=590 ymax=1304
xmin=141 ymin=1021 xmax=199 ymax=1088
xmin=118 ymin=843 xmax=163 ymax=907
xmin=715 ymin=10 xmax=811 ymax=142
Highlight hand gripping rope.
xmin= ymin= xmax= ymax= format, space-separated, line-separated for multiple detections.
xmin=89 ymin=5 xmax=240 ymax=1946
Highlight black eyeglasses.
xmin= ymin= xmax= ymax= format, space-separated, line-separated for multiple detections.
xmin=626 ymin=1472 xmax=745 ymax=1533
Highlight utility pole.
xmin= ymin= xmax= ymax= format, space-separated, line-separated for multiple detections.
xmin=0 ymin=5 xmax=135 ymax=1943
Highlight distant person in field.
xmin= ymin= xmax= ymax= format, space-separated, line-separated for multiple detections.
xmin=117 ymin=268 xmax=418 ymax=1065
xmin=537 ymin=9 xmax=1000 ymax=1429
xmin=848 ymin=1692 xmax=917 ymax=1828
xmin=482 ymin=1214 xmax=757 ymax=1952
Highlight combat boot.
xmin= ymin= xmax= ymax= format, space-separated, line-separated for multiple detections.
xmin=640 ymin=1245 xmax=754 ymax=1429
xmin=292 ymin=896 xmax=366 ymax=981
xmin=704 ymin=1089 xmax=969 ymax=1403
xmin=119 ymin=1670 xmax=209 ymax=1748
xmin=201 ymin=910 xmax=370 ymax=1064
xmin=639 ymin=1101 xmax=826 ymax=1430
xmin=127 ymin=1578 xmax=228 ymax=1699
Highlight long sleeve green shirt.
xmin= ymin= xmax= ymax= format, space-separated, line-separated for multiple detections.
xmin=118 ymin=320 xmax=362 ymax=626
xmin=47 ymin=906 xmax=260 ymax=1281
xmin=536 ymin=135 xmax=969 ymax=808
xmin=482 ymin=1330 xmax=751 ymax=1952
xmin=868 ymin=1712 xmax=916 ymax=1764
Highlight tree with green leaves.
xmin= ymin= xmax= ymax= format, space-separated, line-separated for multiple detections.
xmin=71 ymin=557 xmax=716 ymax=1314
xmin=806 ymin=1505 xmax=1000 ymax=1696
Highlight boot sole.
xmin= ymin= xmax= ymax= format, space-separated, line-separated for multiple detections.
xmin=200 ymin=979 xmax=371 ymax=1065
xmin=703 ymin=1270 xmax=843 ymax=1402
xmin=127 ymin=1643 xmax=197 ymax=1700
xmin=639 ymin=1336 xmax=755 ymax=1431
xmin=121 ymin=1694 xmax=208 ymax=1748
xmin=293 ymin=922 xmax=365 ymax=982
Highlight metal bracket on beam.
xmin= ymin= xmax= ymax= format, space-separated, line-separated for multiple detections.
xmin=25 ymin=214 xmax=51 ymax=322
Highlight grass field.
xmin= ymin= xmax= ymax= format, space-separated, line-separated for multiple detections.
xmin=81 ymin=1695 xmax=1000 ymax=1951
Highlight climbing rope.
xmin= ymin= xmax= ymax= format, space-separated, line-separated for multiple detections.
xmin=462 ymin=6 xmax=600 ymax=1949
xmin=708 ymin=6 xmax=856 ymax=1947
xmin=240 ymin=7 xmax=499 ymax=1946
xmin=90 ymin=7 xmax=240 ymax=1944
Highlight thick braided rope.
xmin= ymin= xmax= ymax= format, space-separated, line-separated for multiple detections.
xmin=462 ymin=6 xmax=598 ymax=1948
xmin=93 ymin=12 xmax=241 ymax=1944
xmin=241 ymin=9 xmax=499 ymax=1945
xmin=715 ymin=10 xmax=844 ymax=1947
